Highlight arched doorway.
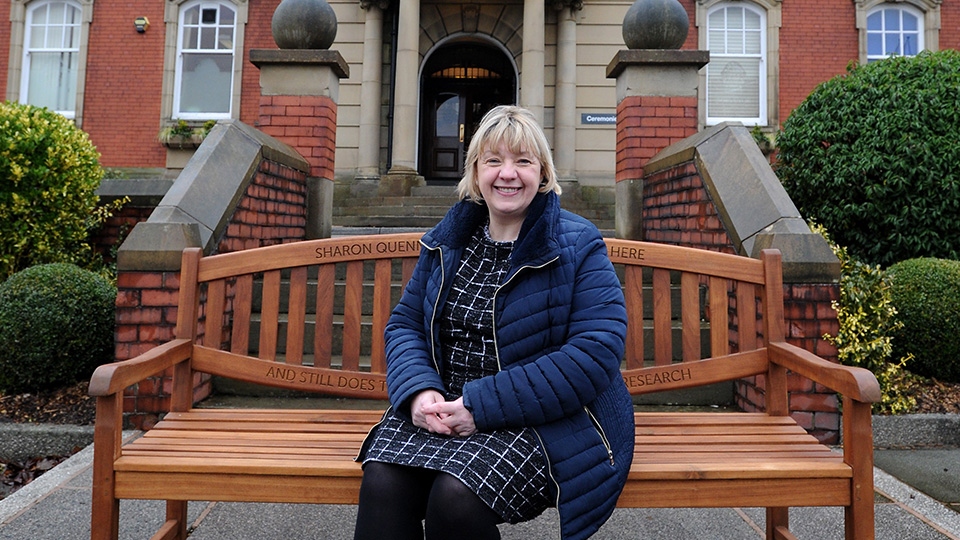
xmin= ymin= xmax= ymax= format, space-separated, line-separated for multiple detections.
xmin=419 ymin=42 xmax=516 ymax=183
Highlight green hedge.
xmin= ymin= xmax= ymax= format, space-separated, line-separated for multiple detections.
xmin=889 ymin=258 xmax=960 ymax=383
xmin=777 ymin=51 xmax=960 ymax=267
xmin=0 ymin=264 xmax=116 ymax=393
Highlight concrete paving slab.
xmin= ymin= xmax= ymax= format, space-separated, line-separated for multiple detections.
xmin=875 ymin=449 xmax=960 ymax=508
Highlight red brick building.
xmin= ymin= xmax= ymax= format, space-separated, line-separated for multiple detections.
xmin=1 ymin=0 xmax=955 ymax=193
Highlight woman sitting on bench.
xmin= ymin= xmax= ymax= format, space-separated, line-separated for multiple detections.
xmin=354 ymin=106 xmax=635 ymax=540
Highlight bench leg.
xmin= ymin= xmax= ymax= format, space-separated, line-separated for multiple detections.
xmin=766 ymin=507 xmax=788 ymax=540
xmin=165 ymin=500 xmax=188 ymax=540
xmin=90 ymin=493 xmax=119 ymax=540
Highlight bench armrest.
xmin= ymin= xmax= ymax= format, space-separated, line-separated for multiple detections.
xmin=89 ymin=339 xmax=194 ymax=397
xmin=768 ymin=341 xmax=881 ymax=403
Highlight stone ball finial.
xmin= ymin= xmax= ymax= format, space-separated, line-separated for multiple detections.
xmin=622 ymin=0 xmax=689 ymax=50
xmin=271 ymin=0 xmax=338 ymax=50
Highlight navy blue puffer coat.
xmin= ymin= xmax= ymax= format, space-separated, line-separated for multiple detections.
xmin=377 ymin=191 xmax=634 ymax=540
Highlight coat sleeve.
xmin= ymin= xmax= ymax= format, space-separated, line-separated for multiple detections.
xmin=383 ymin=249 xmax=447 ymax=419
xmin=462 ymin=229 xmax=628 ymax=431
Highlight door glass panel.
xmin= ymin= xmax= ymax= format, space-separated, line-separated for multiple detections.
xmin=436 ymin=95 xmax=459 ymax=138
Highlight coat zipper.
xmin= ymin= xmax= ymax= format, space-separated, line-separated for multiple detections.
xmin=585 ymin=406 xmax=615 ymax=466
xmin=423 ymin=241 xmax=444 ymax=374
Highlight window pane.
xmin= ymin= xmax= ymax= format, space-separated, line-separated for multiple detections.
xmin=220 ymin=7 xmax=235 ymax=25
xmin=183 ymin=6 xmax=199 ymax=25
xmin=745 ymin=10 xmax=761 ymax=30
xmin=886 ymin=33 xmax=900 ymax=55
xmin=708 ymin=29 xmax=725 ymax=52
xmin=200 ymin=27 xmax=216 ymax=49
xmin=179 ymin=53 xmax=232 ymax=114
xmin=745 ymin=30 xmax=761 ymax=54
xmin=868 ymin=33 xmax=882 ymax=56
xmin=46 ymin=24 xmax=64 ymax=48
xmin=218 ymin=28 xmax=234 ymax=50
xmin=182 ymin=26 xmax=198 ymax=49
xmin=30 ymin=24 xmax=46 ymax=48
xmin=885 ymin=9 xmax=900 ymax=31
xmin=27 ymin=51 xmax=77 ymax=112
xmin=903 ymin=12 xmax=918 ymax=31
xmin=903 ymin=34 xmax=918 ymax=55
xmin=867 ymin=12 xmax=882 ymax=31
xmin=708 ymin=57 xmax=760 ymax=118
xmin=436 ymin=95 xmax=459 ymax=137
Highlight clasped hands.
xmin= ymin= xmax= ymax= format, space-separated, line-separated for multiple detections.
xmin=410 ymin=390 xmax=477 ymax=437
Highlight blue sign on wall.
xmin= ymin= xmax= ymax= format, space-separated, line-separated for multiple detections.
xmin=581 ymin=113 xmax=616 ymax=125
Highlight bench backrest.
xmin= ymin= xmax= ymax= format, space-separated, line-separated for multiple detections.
xmin=174 ymin=233 xmax=784 ymax=409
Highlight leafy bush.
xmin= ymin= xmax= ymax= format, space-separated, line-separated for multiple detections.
xmin=0 ymin=263 xmax=116 ymax=393
xmin=0 ymin=101 xmax=120 ymax=281
xmin=814 ymin=224 xmax=915 ymax=414
xmin=888 ymin=258 xmax=960 ymax=383
xmin=777 ymin=51 xmax=960 ymax=267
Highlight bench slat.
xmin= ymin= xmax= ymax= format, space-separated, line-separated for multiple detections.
xmin=284 ymin=266 xmax=308 ymax=365
xmin=230 ymin=274 xmax=253 ymax=355
xmin=314 ymin=263 xmax=336 ymax=368
xmin=618 ymin=478 xmax=851 ymax=508
xmin=258 ymin=270 xmax=281 ymax=361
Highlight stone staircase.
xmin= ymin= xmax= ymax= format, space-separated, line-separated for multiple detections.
xmin=333 ymin=184 xmax=458 ymax=229
xmin=331 ymin=182 xmax=616 ymax=232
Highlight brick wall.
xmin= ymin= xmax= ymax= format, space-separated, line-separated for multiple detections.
xmin=257 ymin=94 xmax=338 ymax=181
xmin=113 ymin=157 xmax=309 ymax=429
xmin=616 ymin=95 xmax=698 ymax=182
xmin=642 ymin=161 xmax=734 ymax=253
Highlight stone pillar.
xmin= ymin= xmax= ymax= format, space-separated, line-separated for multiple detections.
xmin=250 ymin=49 xmax=349 ymax=239
xmin=554 ymin=2 xmax=579 ymax=179
xmin=382 ymin=0 xmax=425 ymax=195
xmin=521 ymin=0 xmax=545 ymax=123
xmin=357 ymin=0 xmax=387 ymax=183
xmin=607 ymin=49 xmax=708 ymax=240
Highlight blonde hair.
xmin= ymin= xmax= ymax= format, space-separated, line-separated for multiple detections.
xmin=456 ymin=105 xmax=561 ymax=202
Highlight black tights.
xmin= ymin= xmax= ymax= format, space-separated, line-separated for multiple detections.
xmin=353 ymin=462 xmax=504 ymax=540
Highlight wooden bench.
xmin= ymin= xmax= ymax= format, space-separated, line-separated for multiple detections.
xmin=89 ymin=232 xmax=880 ymax=540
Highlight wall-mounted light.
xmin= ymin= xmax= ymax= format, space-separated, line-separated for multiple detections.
xmin=134 ymin=16 xmax=149 ymax=33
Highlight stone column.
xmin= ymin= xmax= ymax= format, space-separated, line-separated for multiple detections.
xmin=554 ymin=1 xmax=580 ymax=179
xmin=521 ymin=0 xmax=545 ymax=123
xmin=382 ymin=0 xmax=425 ymax=195
xmin=607 ymin=49 xmax=707 ymax=240
xmin=251 ymin=49 xmax=349 ymax=239
xmin=356 ymin=0 xmax=388 ymax=183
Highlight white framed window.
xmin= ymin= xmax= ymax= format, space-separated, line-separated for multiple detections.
xmin=866 ymin=5 xmax=923 ymax=61
xmin=173 ymin=0 xmax=237 ymax=119
xmin=19 ymin=0 xmax=82 ymax=118
xmin=703 ymin=2 xmax=767 ymax=126
xmin=855 ymin=1 xmax=940 ymax=65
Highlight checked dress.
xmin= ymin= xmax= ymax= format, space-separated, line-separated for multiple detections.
xmin=361 ymin=225 xmax=551 ymax=523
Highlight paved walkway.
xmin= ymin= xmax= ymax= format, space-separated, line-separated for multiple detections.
xmin=0 ymin=438 xmax=958 ymax=540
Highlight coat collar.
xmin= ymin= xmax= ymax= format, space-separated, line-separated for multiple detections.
xmin=422 ymin=192 xmax=561 ymax=267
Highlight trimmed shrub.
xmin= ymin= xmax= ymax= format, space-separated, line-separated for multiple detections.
xmin=776 ymin=51 xmax=960 ymax=267
xmin=0 ymin=263 xmax=116 ymax=393
xmin=0 ymin=101 xmax=113 ymax=281
xmin=814 ymin=224 xmax=915 ymax=414
xmin=888 ymin=258 xmax=960 ymax=383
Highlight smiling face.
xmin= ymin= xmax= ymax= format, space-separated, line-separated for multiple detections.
xmin=476 ymin=144 xmax=543 ymax=241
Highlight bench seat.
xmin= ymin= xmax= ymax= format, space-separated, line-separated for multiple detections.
xmin=110 ymin=408 xmax=852 ymax=510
